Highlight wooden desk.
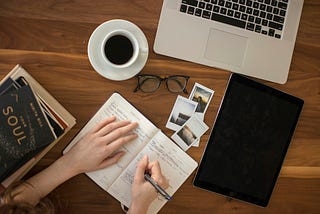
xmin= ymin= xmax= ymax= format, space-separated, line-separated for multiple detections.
xmin=0 ymin=0 xmax=319 ymax=213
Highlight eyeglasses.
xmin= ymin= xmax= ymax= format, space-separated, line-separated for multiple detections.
xmin=134 ymin=74 xmax=189 ymax=94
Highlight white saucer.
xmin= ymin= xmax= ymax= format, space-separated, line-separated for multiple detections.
xmin=88 ymin=19 xmax=149 ymax=81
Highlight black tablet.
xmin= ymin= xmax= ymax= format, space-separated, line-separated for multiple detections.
xmin=193 ymin=73 xmax=304 ymax=207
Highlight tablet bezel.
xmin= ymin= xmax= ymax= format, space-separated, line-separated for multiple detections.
xmin=193 ymin=73 xmax=304 ymax=207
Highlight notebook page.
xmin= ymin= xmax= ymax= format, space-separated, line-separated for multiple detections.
xmin=64 ymin=93 xmax=159 ymax=191
xmin=108 ymin=131 xmax=198 ymax=213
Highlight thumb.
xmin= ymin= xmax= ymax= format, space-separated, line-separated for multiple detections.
xmin=134 ymin=155 xmax=149 ymax=182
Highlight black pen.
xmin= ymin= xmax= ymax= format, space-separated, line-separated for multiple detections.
xmin=144 ymin=173 xmax=172 ymax=200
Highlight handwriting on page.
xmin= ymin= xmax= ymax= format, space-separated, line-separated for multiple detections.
xmin=108 ymin=131 xmax=197 ymax=209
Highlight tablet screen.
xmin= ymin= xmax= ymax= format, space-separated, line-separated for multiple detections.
xmin=193 ymin=74 xmax=304 ymax=207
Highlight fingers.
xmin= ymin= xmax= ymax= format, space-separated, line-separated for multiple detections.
xmin=134 ymin=155 xmax=149 ymax=182
xmin=102 ymin=121 xmax=138 ymax=144
xmin=106 ymin=132 xmax=138 ymax=152
xmin=97 ymin=120 xmax=132 ymax=137
xmin=148 ymin=161 xmax=162 ymax=179
xmin=148 ymin=161 xmax=169 ymax=189
xmin=99 ymin=151 xmax=125 ymax=169
xmin=90 ymin=116 xmax=116 ymax=133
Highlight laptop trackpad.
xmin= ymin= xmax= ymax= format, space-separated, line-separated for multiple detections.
xmin=205 ymin=28 xmax=248 ymax=68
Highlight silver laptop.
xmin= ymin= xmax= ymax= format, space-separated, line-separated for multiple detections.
xmin=154 ymin=0 xmax=304 ymax=84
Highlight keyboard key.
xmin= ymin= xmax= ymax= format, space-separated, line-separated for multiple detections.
xmin=278 ymin=2 xmax=287 ymax=9
xmin=246 ymin=7 xmax=253 ymax=14
xmin=262 ymin=19 xmax=268 ymax=26
xmin=199 ymin=2 xmax=205 ymax=8
xmin=269 ymin=21 xmax=283 ymax=30
xmin=180 ymin=4 xmax=187 ymax=12
xmin=262 ymin=30 xmax=268 ymax=35
xmin=235 ymin=11 xmax=241 ymax=18
xmin=273 ymin=15 xmax=284 ymax=23
xmin=206 ymin=3 xmax=213 ymax=10
xmin=220 ymin=7 xmax=227 ymax=15
xmin=255 ymin=17 xmax=262 ymax=24
xmin=241 ymin=13 xmax=248 ymax=20
xmin=253 ymin=9 xmax=259 ymax=16
xmin=246 ymin=23 xmax=255 ymax=31
xmin=211 ymin=0 xmax=218 ymax=4
xmin=227 ymin=9 xmax=234 ymax=16
xmin=187 ymin=6 xmax=195 ymax=14
xmin=218 ymin=0 xmax=225 ymax=6
xmin=265 ymin=0 xmax=271 ymax=4
xmin=267 ymin=6 xmax=273 ymax=12
xmin=246 ymin=0 xmax=253 ymax=7
xmin=211 ymin=13 xmax=246 ymax=28
xmin=213 ymin=5 xmax=220 ymax=12
xmin=273 ymin=7 xmax=279 ymax=14
xmin=253 ymin=2 xmax=259 ymax=9
xmin=185 ymin=0 xmax=198 ymax=7
xmin=202 ymin=10 xmax=211 ymax=18
xmin=271 ymin=0 xmax=277 ymax=6
xmin=248 ymin=15 xmax=255 ymax=22
xmin=280 ymin=9 xmax=286 ymax=17
xmin=226 ymin=1 xmax=232 ymax=8
xmin=260 ymin=4 xmax=266 ymax=11
xmin=260 ymin=11 xmax=266 ymax=18
xmin=232 ymin=3 xmax=239 ymax=10
xmin=195 ymin=8 xmax=202 ymax=16
xmin=239 ymin=0 xmax=245 ymax=4
xmin=275 ymin=34 xmax=281 ymax=39
xmin=267 ymin=13 xmax=273 ymax=20
xmin=269 ymin=29 xmax=275 ymax=36
xmin=240 ymin=5 xmax=246 ymax=12
xmin=255 ymin=25 xmax=262 ymax=33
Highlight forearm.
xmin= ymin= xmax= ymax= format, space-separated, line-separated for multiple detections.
xmin=16 ymin=155 xmax=79 ymax=205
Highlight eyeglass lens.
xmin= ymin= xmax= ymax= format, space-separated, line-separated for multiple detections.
xmin=166 ymin=76 xmax=188 ymax=93
xmin=138 ymin=76 xmax=161 ymax=93
xmin=137 ymin=75 xmax=188 ymax=93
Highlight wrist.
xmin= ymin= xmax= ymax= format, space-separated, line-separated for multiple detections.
xmin=128 ymin=201 xmax=149 ymax=214
xmin=54 ymin=155 xmax=81 ymax=178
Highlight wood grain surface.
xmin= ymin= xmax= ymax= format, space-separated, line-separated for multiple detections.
xmin=0 ymin=0 xmax=319 ymax=213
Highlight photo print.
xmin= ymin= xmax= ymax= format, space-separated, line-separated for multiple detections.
xmin=189 ymin=83 xmax=214 ymax=147
xmin=189 ymin=83 xmax=214 ymax=114
xmin=166 ymin=95 xmax=198 ymax=131
xmin=171 ymin=115 xmax=209 ymax=151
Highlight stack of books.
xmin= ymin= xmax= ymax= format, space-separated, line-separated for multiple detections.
xmin=0 ymin=65 xmax=76 ymax=188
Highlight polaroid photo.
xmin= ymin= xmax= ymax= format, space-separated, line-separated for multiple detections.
xmin=189 ymin=83 xmax=214 ymax=114
xmin=171 ymin=115 xmax=209 ymax=151
xmin=166 ymin=95 xmax=198 ymax=131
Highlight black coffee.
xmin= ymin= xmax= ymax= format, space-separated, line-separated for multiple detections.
xmin=104 ymin=35 xmax=134 ymax=65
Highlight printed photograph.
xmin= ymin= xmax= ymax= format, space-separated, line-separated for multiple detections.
xmin=166 ymin=95 xmax=198 ymax=131
xmin=177 ymin=125 xmax=197 ymax=146
xmin=189 ymin=83 xmax=214 ymax=114
xmin=171 ymin=115 xmax=209 ymax=151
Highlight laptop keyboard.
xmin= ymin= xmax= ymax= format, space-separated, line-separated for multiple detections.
xmin=179 ymin=0 xmax=289 ymax=39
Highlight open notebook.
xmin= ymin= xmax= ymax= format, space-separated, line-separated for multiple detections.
xmin=64 ymin=92 xmax=198 ymax=213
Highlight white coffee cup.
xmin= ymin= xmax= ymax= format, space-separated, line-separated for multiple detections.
xmin=101 ymin=29 xmax=141 ymax=69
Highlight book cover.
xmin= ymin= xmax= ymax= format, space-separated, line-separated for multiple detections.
xmin=0 ymin=84 xmax=56 ymax=181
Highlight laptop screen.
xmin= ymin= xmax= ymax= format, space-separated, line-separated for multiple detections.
xmin=193 ymin=73 xmax=304 ymax=207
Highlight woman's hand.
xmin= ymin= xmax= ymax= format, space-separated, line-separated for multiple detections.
xmin=3 ymin=116 xmax=138 ymax=206
xmin=63 ymin=116 xmax=138 ymax=176
xmin=129 ymin=155 xmax=169 ymax=214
